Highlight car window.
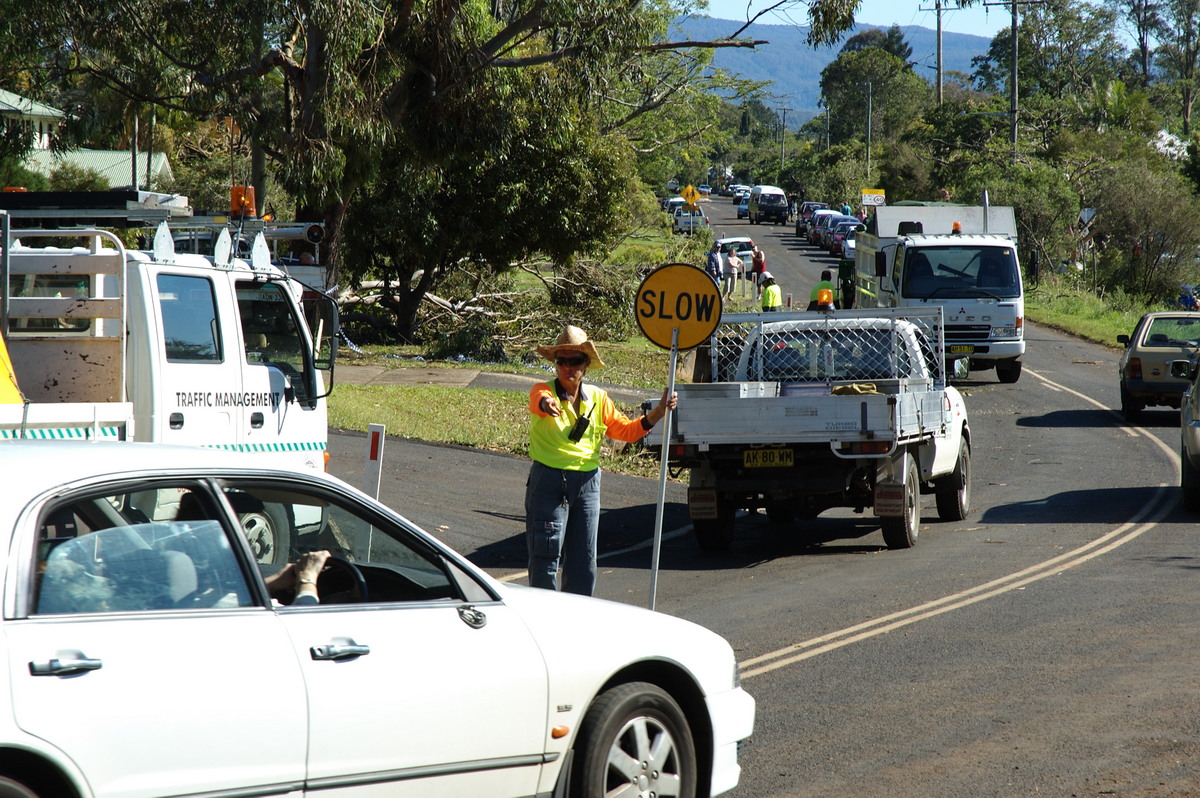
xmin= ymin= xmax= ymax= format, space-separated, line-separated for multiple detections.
xmin=217 ymin=481 xmax=493 ymax=606
xmin=34 ymin=484 xmax=255 ymax=614
xmin=1143 ymin=317 xmax=1200 ymax=347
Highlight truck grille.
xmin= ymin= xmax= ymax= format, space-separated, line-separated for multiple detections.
xmin=945 ymin=324 xmax=990 ymax=342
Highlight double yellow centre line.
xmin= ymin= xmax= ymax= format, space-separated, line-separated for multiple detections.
xmin=741 ymin=366 xmax=1179 ymax=680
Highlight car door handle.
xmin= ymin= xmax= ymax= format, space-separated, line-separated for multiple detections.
xmin=310 ymin=643 xmax=371 ymax=661
xmin=29 ymin=656 xmax=103 ymax=676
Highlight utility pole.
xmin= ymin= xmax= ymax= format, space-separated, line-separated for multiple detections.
xmin=779 ymin=108 xmax=787 ymax=173
xmin=865 ymin=82 xmax=873 ymax=179
xmin=983 ymin=0 xmax=1044 ymax=152
xmin=936 ymin=0 xmax=943 ymax=105
xmin=919 ymin=0 xmax=951 ymax=105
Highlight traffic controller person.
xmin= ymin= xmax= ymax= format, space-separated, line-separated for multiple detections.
xmin=807 ymin=269 xmax=839 ymax=310
xmin=760 ymin=272 xmax=783 ymax=311
xmin=526 ymin=325 xmax=677 ymax=596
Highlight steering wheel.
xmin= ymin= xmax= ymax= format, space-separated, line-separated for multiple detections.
xmin=317 ymin=556 xmax=368 ymax=604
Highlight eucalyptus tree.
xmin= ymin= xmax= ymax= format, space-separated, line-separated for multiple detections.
xmin=1157 ymin=0 xmax=1200 ymax=133
xmin=819 ymin=48 xmax=930 ymax=146
xmin=1 ymin=1 xmax=763 ymax=282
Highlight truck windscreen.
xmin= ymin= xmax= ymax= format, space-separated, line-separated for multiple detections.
xmin=901 ymin=245 xmax=1020 ymax=300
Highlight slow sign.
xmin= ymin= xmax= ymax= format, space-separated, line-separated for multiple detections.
xmin=636 ymin=263 xmax=722 ymax=351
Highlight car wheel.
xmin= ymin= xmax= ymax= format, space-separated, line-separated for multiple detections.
xmin=572 ymin=682 xmax=697 ymax=798
xmin=0 ymin=777 xmax=39 ymax=798
xmin=1120 ymin=384 xmax=1144 ymax=423
xmin=935 ymin=437 xmax=971 ymax=521
xmin=881 ymin=454 xmax=921 ymax=549
xmin=240 ymin=502 xmax=293 ymax=565
xmin=1182 ymin=443 xmax=1200 ymax=511
xmin=996 ymin=358 xmax=1023 ymax=384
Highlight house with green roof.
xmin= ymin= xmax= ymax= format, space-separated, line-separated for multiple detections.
xmin=1 ymin=88 xmax=173 ymax=189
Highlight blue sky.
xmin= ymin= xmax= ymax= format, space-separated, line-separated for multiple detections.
xmin=702 ymin=0 xmax=1012 ymax=38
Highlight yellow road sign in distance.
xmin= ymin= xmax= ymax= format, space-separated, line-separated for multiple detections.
xmin=861 ymin=188 xmax=886 ymax=206
xmin=636 ymin=263 xmax=723 ymax=350
xmin=680 ymin=185 xmax=700 ymax=205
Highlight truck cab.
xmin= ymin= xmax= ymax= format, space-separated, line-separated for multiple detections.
xmin=1 ymin=192 xmax=339 ymax=471
xmin=855 ymin=204 xmax=1025 ymax=383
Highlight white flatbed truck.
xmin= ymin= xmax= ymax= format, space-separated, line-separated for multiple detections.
xmin=664 ymin=307 xmax=971 ymax=551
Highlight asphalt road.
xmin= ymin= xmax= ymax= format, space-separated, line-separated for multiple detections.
xmin=329 ymin=201 xmax=1200 ymax=796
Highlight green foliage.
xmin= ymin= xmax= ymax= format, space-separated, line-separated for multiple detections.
xmin=48 ymin=162 xmax=107 ymax=191
xmin=820 ymin=48 xmax=930 ymax=146
xmin=840 ymin=25 xmax=912 ymax=64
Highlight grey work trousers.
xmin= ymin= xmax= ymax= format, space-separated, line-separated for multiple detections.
xmin=525 ymin=460 xmax=601 ymax=596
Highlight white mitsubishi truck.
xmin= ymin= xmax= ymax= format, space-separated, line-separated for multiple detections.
xmin=854 ymin=202 xmax=1025 ymax=383
xmin=665 ymin=307 xmax=971 ymax=552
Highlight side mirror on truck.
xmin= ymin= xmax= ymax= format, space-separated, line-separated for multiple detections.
xmin=875 ymin=251 xmax=887 ymax=278
xmin=305 ymin=291 xmax=340 ymax=400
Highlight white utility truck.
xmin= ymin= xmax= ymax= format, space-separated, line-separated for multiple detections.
xmin=0 ymin=191 xmax=339 ymax=561
xmin=665 ymin=307 xmax=970 ymax=552
xmin=854 ymin=202 xmax=1025 ymax=383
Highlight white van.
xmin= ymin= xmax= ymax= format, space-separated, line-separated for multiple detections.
xmin=747 ymin=185 xmax=789 ymax=226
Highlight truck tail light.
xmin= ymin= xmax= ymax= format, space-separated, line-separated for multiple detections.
xmin=1127 ymin=358 xmax=1142 ymax=379
xmin=669 ymin=443 xmax=695 ymax=460
xmin=843 ymin=441 xmax=891 ymax=455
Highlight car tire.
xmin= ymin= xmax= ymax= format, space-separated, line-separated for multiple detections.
xmin=1120 ymin=384 xmax=1143 ymax=423
xmin=0 ymin=778 xmax=39 ymax=798
xmin=881 ymin=454 xmax=921 ymax=549
xmin=1182 ymin=443 xmax=1200 ymax=511
xmin=935 ymin=437 xmax=971 ymax=521
xmin=572 ymin=682 xmax=697 ymax=798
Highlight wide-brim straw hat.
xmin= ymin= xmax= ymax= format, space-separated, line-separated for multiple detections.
xmin=536 ymin=325 xmax=605 ymax=368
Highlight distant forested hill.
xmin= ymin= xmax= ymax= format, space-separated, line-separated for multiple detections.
xmin=675 ymin=15 xmax=993 ymax=125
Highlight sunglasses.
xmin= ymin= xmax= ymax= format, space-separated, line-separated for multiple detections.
xmin=555 ymin=355 xmax=588 ymax=367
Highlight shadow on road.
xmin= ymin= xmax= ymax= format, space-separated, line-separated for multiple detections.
xmin=978 ymin=485 xmax=1170 ymax=525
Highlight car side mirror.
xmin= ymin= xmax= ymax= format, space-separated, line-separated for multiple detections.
xmin=875 ymin=251 xmax=887 ymax=278
xmin=1117 ymin=334 xmax=1130 ymax=346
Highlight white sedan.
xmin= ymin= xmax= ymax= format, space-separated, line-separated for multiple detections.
xmin=0 ymin=441 xmax=754 ymax=798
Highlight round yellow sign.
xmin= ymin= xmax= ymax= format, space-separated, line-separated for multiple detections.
xmin=636 ymin=263 xmax=723 ymax=350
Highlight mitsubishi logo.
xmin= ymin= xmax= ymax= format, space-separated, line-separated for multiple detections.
xmin=957 ymin=307 xmax=967 ymax=314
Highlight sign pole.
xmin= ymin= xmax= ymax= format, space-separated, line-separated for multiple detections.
xmin=633 ymin=262 xmax=721 ymax=612
xmin=649 ymin=327 xmax=679 ymax=612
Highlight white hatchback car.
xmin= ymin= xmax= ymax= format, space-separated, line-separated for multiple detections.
xmin=0 ymin=441 xmax=754 ymax=798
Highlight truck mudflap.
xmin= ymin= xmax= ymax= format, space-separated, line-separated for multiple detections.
xmin=688 ymin=487 xmax=720 ymax=520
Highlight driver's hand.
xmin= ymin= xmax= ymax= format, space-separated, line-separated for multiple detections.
xmin=295 ymin=550 xmax=331 ymax=584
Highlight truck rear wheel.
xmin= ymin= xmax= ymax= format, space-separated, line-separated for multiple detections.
xmin=996 ymin=358 xmax=1023 ymax=384
xmin=881 ymin=455 xmax=921 ymax=549
xmin=935 ymin=438 xmax=971 ymax=521
xmin=692 ymin=498 xmax=735 ymax=551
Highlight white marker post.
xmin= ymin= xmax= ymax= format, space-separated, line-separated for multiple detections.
xmin=635 ymin=264 xmax=722 ymax=611
xmin=648 ymin=328 xmax=678 ymax=611
xmin=363 ymin=423 xmax=386 ymax=499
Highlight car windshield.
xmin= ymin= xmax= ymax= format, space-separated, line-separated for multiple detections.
xmin=901 ymin=245 xmax=1020 ymax=299
xmin=759 ymin=195 xmax=786 ymax=206
xmin=1142 ymin=317 xmax=1200 ymax=347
